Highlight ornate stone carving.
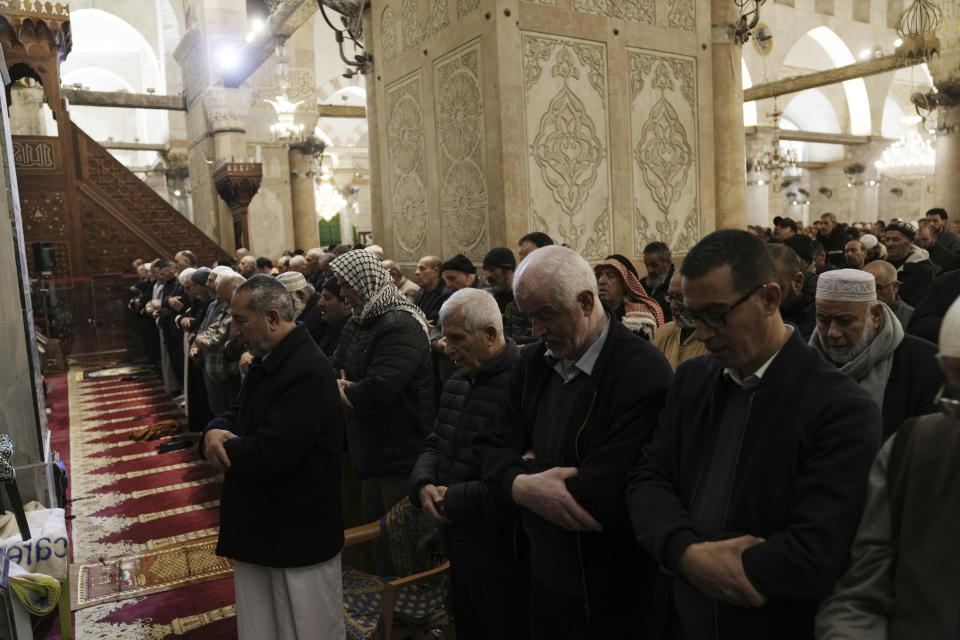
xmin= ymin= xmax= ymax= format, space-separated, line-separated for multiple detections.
xmin=521 ymin=33 xmax=612 ymax=258
xmin=202 ymin=88 xmax=252 ymax=134
xmin=458 ymin=0 xmax=480 ymax=18
xmin=213 ymin=162 xmax=263 ymax=250
xmin=381 ymin=5 xmax=399 ymax=62
xmin=12 ymin=139 xmax=57 ymax=169
xmin=386 ymin=74 xmax=428 ymax=260
xmin=629 ymin=50 xmax=699 ymax=253
xmin=435 ymin=43 xmax=488 ymax=259
xmin=522 ymin=0 xmax=557 ymax=5
xmin=573 ymin=0 xmax=654 ymax=24
xmin=400 ymin=0 xmax=449 ymax=51
xmin=667 ymin=0 xmax=696 ymax=31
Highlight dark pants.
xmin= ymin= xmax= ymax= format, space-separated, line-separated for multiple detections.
xmin=203 ymin=372 xmax=241 ymax=416
xmin=186 ymin=360 xmax=213 ymax=431
xmin=529 ymin=574 xmax=634 ymax=640
xmin=360 ymin=475 xmax=409 ymax=522
xmin=451 ymin=562 xmax=529 ymax=640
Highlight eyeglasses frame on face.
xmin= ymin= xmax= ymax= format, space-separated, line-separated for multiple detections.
xmin=675 ymin=283 xmax=767 ymax=330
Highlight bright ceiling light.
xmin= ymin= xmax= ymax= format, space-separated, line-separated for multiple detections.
xmin=894 ymin=38 xmax=903 ymax=47
xmin=859 ymin=48 xmax=872 ymax=60
xmin=901 ymin=114 xmax=923 ymax=125
xmin=216 ymin=45 xmax=240 ymax=70
xmin=251 ymin=18 xmax=265 ymax=33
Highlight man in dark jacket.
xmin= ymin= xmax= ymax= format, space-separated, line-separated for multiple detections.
xmin=768 ymin=243 xmax=815 ymax=339
xmin=276 ymin=271 xmax=326 ymax=345
xmin=332 ymin=249 xmax=435 ymax=521
xmin=642 ymin=241 xmax=675 ymax=322
xmin=809 ymin=268 xmax=941 ymax=437
xmin=627 ymin=230 xmax=881 ymax=640
xmin=201 ymin=275 xmax=344 ymax=639
xmin=476 ymin=245 xmax=673 ymax=638
xmin=315 ymin=276 xmax=351 ymax=358
xmin=410 ymin=288 xmax=527 ymax=640
xmin=884 ymin=221 xmax=937 ymax=307
xmin=907 ymin=268 xmax=960 ymax=343
xmin=817 ymin=212 xmax=849 ymax=267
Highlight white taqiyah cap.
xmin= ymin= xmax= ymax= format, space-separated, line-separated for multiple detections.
xmin=940 ymin=297 xmax=960 ymax=357
xmin=276 ymin=271 xmax=308 ymax=292
xmin=860 ymin=234 xmax=878 ymax=250
xmin=816 ymin=268 xmax=877 ymax=303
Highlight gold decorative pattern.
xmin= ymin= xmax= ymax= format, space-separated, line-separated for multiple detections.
xmin=628 ymin=48 xmax=700 ymax=253
xmin=521 ymin=33 xmax=612 ymax=258
xmin=435 ymin=41 xmax=489 ymax=261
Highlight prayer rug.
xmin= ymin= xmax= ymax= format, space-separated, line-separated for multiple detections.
xmin=71 ymin=536 xmax=232 ymax=610
xmin=79 ymin=364 xmax=155 ymax=380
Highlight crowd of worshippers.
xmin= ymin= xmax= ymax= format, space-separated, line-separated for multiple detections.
xmin=125 ymin=209 xmax=960 ymax=639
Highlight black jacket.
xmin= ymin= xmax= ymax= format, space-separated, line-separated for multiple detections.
xmin=627 ymin=329 xmax=881 ymax=640
xmin=204 ymin=325 xmax=344 ymax=567
xmin=410 ymin=340 xmax=522 ymax=568
xmin=781 ymin=291 xmax=816 ymax=340
xmin=892 ymin=256 xmax=937 ymax=308
xmin=907 ymin=269 xmax=960 ymax=344
xmin=477 ymin=318 xmax=673 ymax=622
xmin=333 ymin=309 xmax=434 ymax=479
xmin=643 ymin=266 xmax=675 ymax=323
xmin=881 ymin=334 xmax=941 ymax=437
xmin=297 ymin=291 xmax=326 ymax=346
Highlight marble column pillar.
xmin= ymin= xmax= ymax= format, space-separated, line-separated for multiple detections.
xmin=711 ymin=0 xmax=747 ymax=230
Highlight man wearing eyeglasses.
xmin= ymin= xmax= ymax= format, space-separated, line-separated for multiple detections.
xmin=627 ymin=229 xmax=881 ymax=640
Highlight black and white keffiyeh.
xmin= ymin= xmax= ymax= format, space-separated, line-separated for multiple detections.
xmin=331 ymin=250 xmax=429 ymax=335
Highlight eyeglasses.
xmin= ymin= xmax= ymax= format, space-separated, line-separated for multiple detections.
xmin=675 ymin=284 xmax=766 ymax=329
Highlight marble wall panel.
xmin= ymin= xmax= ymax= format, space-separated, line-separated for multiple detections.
xmin=401 ymin=0 xmax=450 ymax=51
xmin=386 ymin=72 xmax=429 ymax=261
xmin=573 ymin=0 xmax=655 ymax=24
xmin=520 ymin=32 xmax=613 ymax=259
xmin=434 ymin=40 xmax=490 ymax=261
xmin=628 ymin=48 xmax=700 ymax=253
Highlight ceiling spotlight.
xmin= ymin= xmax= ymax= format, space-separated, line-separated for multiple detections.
xmin=216 ymin=45 xmax=240 ymax=71
xmin=894 ymin=38 xmax=903 ymax=47
xmin=174 ymin=189 xmax=182 ymax=197
xmin=245 ymin=32 xmax=256 ymax=43
xmin=859 ymin=48 xmax=871 ymax=59
xmin=251 ymin=18 xmax=265 ymax=33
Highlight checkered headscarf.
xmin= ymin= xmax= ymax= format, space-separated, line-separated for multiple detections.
xmin=331 ymin=250 xmax=429 ymax=335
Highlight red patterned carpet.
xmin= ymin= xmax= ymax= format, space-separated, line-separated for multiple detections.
xmin=44 ymin=363 xmax=238 ymax=640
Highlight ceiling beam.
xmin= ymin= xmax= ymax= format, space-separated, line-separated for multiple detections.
xmin=744 ymin=54 xmax=926 ymax=103
xmin=318 ymin=104 xmax=366 ymax=118
xmin=745 ymin=126 xmax=893 ymax=145
xmin=62 ymin=88 xmax=186 ymax=111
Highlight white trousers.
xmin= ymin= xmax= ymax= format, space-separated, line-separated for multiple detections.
xmin=233 ymin=555 xmax=345 ymax=640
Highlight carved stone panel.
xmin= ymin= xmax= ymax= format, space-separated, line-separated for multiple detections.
xmin=628 ymin=49 xmax=700 ymax=254
xmin=400 ymin=0 xmax=449 ymax=50
xmin=380 ymin=5 xmax=399 ymax=62
xmin=434 ymin=41 xmax=489 ymax=261
xmin=386 ymin=72 xmax=428 ymax=261
xmin=573 ymin=0 xmax=654 ymax=24
xmin=521 ymin=33 xmax=612 ymax=259
xmin=667 ymin=0 xmax=695 ymax=30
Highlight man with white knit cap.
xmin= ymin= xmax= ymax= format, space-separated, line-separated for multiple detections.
xmin=809 ymin=269 xmax=941 ymax=437
xmin=817 ymin=296 xmax=960 ymax=639
xmin=276 ymin=270 xmax=327 ymax=345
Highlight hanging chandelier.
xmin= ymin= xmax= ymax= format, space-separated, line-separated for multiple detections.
xmin=315 ymin=166 xmax=346 ymax=221
xmin=264 ymin=43 xmax=307 ymax=143
xmin=874 ymin=131 xmax=936 ymax=180
xmin=749 ymin=99 xmax=798 ymax=192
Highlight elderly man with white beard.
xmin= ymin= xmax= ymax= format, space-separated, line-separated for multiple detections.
xmin=809 ymin=269 xmax=941 ymax=438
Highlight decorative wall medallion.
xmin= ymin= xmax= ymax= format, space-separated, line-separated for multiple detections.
xmin=573 ymin=0 xmax=654 ymax=24
xmin=435 ymin=41 xmax=489 ymax=260
xmin=521 ymin=33 xmax=612 ymax=258
xmin=667 ymin=0 xmax=695 ymax=30
xmin=12 ymin=139 xmax=57 ymax=169
xmin=386 ymin=74 xmax=428 ymax=260
xmin=380 ymin=6 xmax=399 ymax=63
xmin=628 ymin=49 xmax=700 ymax=253
xmin=458 ymin=0 xmax=479 ymax=19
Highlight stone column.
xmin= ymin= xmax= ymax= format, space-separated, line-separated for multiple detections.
xmin=711 ymin=0 xmax=747 ymax=230
xmin=930 ymin=8 xmax=960 ymax=220
xmin=9 ymin=84 xmax=46 ymax=135
xmin=289 ymin=137 xmax=325 ymax=251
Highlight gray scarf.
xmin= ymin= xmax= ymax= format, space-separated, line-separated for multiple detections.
xmin=809 ymin=302 xmax=903 ymax=406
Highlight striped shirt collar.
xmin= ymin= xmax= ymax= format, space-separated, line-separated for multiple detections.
xmin=546 ymin=316 xmax=611 ymax=383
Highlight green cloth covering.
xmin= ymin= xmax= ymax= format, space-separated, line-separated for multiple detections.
xmin=9 ymin=571 xmax=61 ymax=615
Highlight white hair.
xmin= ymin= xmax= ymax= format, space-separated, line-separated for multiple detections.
xmin=439 ymin=288 xmax=503 ymax=334
xmin=514 ymin=245 xmax=597 ymax=305
xmin=178 ymin=268 xmax=196 ymax=286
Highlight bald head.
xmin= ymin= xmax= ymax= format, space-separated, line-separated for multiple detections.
xmin=289 ymin=255 xmax=307 ymax=274
xmin=416 ymin=255 xmax=443 ymax=290
xmin=863 ymin=260 xmax=899 ymax=305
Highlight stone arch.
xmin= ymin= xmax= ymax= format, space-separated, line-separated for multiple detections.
xmin=781 ymin=26 xmax=872 ymax=135
xmin=317 ymin=75 xmax=363 ymax=104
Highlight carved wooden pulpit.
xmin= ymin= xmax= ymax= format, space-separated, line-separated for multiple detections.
xmin=213 ymin=161 xmax=263 ymax=250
